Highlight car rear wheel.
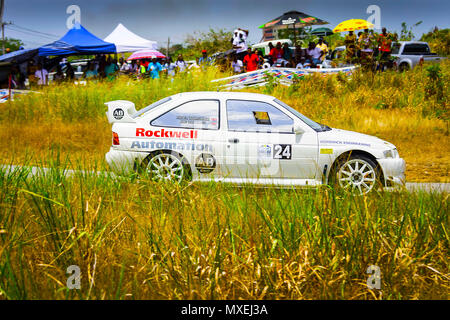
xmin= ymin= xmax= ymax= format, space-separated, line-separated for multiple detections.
xmin=330 ymin=155 xmax=382 ymax=194
xmin=142 ymin=151 xmax=191 ymax=183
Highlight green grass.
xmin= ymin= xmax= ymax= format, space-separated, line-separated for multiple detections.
xmin=0 ymin=159 xmax=448 ymax=300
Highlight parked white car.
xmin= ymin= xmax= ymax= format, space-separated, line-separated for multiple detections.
xmin=105 ymin=92 xmax=405 ymax=193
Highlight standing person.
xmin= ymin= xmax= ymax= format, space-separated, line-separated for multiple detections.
xmin=198 ymin=49 xmax=212 ymax=70
xmin=84 ymin=62 xmax=98 ymax=79
xmin=147 ymin=57 xmax=163 ymax=79
xmin=282 ymin=42 xmax=292 ymax=66
xmin=242 ymin=47 xmax=259 ymax=72
xmin=344 ymin=31 xmax=356 ymax=63
xmin=34 ymin=63 xmax=49 ymax=86
xmin=104 ymin=57 xmax=119 ymax=80
xmin=66 ymin=63 xmax=75 ymax=81
xmin=164 ymin=57 xmax=177 ymax=78
xmin=269 ymin=42 xmax=284 ymax=66
xmin=256 ymin=49 xmax=265 ymax=69
xmin=175 ymin=54 xmax=187 ymax=73
xmin=231 ymin=54 xmax=243 ymax=74
xmin=316 ymin=38 xmax=328 ymax=62
xmin=53 ymin=65 xmax=65 ymax=83
xmin=377 ymin=27 xmax=393 ymax=71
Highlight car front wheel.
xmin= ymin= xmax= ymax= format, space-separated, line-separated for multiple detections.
xmin=331 ymin=155 xmax=382 ymax=194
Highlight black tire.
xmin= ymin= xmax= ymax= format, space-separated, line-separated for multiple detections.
xmin=329 ymin=154 xmax=383 ymax=194
xmin=398 ymin=63 xmax=410 ymax=72
xmin=140 ymin=150 xmax=192 ymax=183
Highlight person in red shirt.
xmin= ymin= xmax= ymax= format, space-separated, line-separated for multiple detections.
xmin=269 ymin=42 xmax=284 ymax=65
xmin=243 ymin=48 xmax=259 ymax=72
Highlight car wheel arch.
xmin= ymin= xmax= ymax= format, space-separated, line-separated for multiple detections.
xmin=327 ymin=149 xmax=385 ymax=185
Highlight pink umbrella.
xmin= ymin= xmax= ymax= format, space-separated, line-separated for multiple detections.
xmin=127 ymin=49 xmax=166 ymax=60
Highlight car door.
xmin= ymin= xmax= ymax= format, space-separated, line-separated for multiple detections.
xmin=223 ymin=99 xmax=318 ymax=180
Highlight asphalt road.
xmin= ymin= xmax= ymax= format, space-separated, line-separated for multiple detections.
xmin=1 ymin=165 xmax=449 ymax=193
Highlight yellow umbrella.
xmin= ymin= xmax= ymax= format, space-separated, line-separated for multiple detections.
xmin=333 ymin=19 xmax=374 ymax=33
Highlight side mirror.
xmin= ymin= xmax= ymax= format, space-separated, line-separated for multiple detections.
xmin=294 ymin=124 xmax=305 ymax=135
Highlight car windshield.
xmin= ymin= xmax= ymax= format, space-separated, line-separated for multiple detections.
xmin=274 ymin=99 xmax=331 ymax=132
xmin=132 ymin=96 xmax=172 ymax=119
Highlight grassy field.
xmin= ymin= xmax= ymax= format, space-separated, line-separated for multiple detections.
xmin=0 ymin=163 xmax=448 ymax=299
xmin=0 ymin=62 xmax=449 ymax=300
xmin=0 ymin=61 xmax=448 ymax=182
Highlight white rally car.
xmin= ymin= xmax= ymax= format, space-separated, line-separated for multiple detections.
xmin=105 ymin=92 xmax=405 ymax=193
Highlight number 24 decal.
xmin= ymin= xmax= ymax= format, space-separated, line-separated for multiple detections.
xmin=273 ymin=144 xmax=291 ymax=160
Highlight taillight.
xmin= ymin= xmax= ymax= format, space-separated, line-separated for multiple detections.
xmin=112 ymin=132 xmax=120 ymax=145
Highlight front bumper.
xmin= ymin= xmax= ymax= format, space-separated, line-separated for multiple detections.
xmin=378 ymin=158 xmax=406 ymax=187
xmin=105 ymin=147 xmax=148 ymax=174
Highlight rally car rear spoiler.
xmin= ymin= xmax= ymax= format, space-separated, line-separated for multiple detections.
xmin=105 ymin=100 xmax=137 ymax=124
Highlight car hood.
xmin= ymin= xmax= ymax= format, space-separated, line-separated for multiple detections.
xmin=318 ymin=128 xmax=394 ymax=149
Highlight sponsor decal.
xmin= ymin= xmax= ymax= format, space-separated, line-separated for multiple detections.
xmin=273 ymin=144 xmax=291 ymax=160
xmin=113 ymin=108 xmax=124 ymax=120
xmin=131 ymin=140 xmax=212 ymax=152
xmin=195 ymin=153 xmax=216 ymax=174
xmin=136 ymin=128 xmax=198 ymax=139
xmin=320 ymin=148 xmax=333 ymax=154
xmin=282 ymin=17 xmax=297 ymax=25
xmin=320 ymin=140 xmax=371 ymax=147
xmin=258 ymin=144 xmax=272 ymax=158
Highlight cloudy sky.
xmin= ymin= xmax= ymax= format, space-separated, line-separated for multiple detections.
xmin=3 ymin=0 xmax=449 ymax=49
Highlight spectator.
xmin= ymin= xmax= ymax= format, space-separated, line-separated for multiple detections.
xmin=53 ymin=65 xmax=65 ymax=83
xmin=344 ymin=31 xmax=356 ymax=63
xmin=198 ymin=49 xmax=212 ymax=69
xmin=305 ymin=42 xmax=323 ymax=66
xmin=231 ymin=55 xmax=243 ymax=74
xmin=316 ymin=38 xmax=328 ymax=62
xmin=269 ymin=42 xmax=284 ymax=66
xmin=255 ymin=49 xmax=265 ymax=69
xmin=175 ymin=54 xmax=187 ymax=72
xmin=378 ymin=27 xmax=393 ymax=69
xmin=243 ymin=47 xmax=259 ymax=72
xmin=118 ymin=57 xmax=130 ymax=73
xmin=164 ymin=57 xmax=177 ymax=77
xmin=130 ymin=60 xmax=139 ymax=73
xmin=66 ymin=63 xmax=75 ymax=80
xmin=34 ymin=63 xmax=49 ymax=86
xmin=147 ymin=57 xmax=163 ymax=79
xmin=84 ymin=62 xmax=98 ymax=79
xmin=282 ymin=42 xmax=293 ymax=65
xmin=104 ymin=57 xmax=119 ymax=80
xmin=294 ymin=45 xmax=307 ymax=66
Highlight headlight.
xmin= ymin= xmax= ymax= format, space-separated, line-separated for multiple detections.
xmin=383 ymin=150 xmax=394 ymax=158
xmin=383 ymin=148 xmax=398 ymax=158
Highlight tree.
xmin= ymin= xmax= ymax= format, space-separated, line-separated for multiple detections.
xmin=183 ymin=28 xmax=233 ymax=59
xmin=0 ymin=37 xmax=24 ymax=52
xmin=399 ymin=21 xmax=423 ymax=41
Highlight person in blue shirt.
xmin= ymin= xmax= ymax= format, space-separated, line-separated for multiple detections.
xmin=198 ymin=49 xmax=212 ymax=70
xmin=147 ymin=57 xmax=162 ymax=79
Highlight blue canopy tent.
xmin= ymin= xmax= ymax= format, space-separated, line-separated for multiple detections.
xmin=38 ymin=23 xmax=116 ymax=56
xmin=0 ymin=48 xmax=39 ymax=63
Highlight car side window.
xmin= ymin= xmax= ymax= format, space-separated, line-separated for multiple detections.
xmin=226 ymin=100 xmax=293 ymax=133
xmin=151 ymin=100 xmax=219 ymax=130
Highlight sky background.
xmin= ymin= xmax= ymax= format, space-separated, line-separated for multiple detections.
xmin=3 ymin=0 xmax=449 ymax=49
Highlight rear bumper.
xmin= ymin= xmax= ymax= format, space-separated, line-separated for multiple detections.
xmin=378 ymin=158 xmax=406 ymax=187
xmin=105 ymin=147 xmax=147 ymax=174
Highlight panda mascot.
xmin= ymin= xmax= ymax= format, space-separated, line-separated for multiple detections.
xmin=231 ymin=28 xmax=249 ymax=61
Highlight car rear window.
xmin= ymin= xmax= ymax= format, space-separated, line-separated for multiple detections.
xmin=403 ymin=44 xmax=430 ymax=54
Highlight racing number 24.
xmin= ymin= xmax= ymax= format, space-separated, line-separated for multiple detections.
xmin=273 ymin=144 xmax=291 ymax=160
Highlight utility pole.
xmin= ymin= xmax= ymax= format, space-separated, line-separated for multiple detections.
xmin=1 ymin=21 xmax=12 ymax=54
xmin=167 ymin=37 xmax=170 ymax=58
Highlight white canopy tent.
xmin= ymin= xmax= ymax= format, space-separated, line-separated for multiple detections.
xmin=104 ymin=23 xmax=158 ymax=53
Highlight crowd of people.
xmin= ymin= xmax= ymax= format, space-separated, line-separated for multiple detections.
xmin=7 ymin=26 xmax=399 ymax=88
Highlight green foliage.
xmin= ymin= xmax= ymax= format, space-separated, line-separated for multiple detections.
xmin=0 ymin=37 xmax=24 ymax=52
xmin=180 ymin=28 xmax=233 ymax=60
xmin=420 ymin=27 xmax=450 ymax=56
xmin=399 ymin=21 xmax=423 ymax=41
xmin=424 ymin=64 xmax=448 ymax=119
